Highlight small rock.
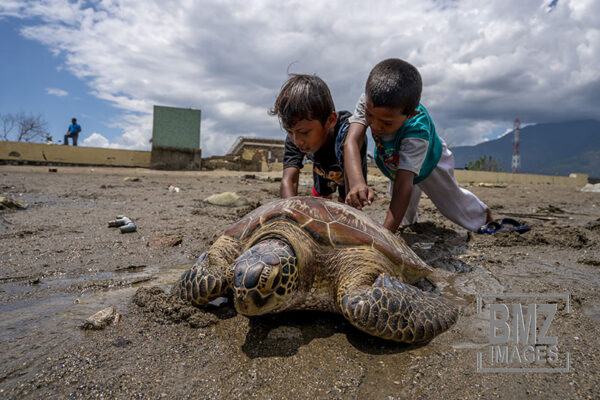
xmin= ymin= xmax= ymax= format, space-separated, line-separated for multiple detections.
xmin=0 ymin=195 xmax=27 ymax=210
xmin=112 ymin=337 xmax=132 ymax=347
xmin=123 ymin=177 xmax=140 ymax=182
xmin=204 ymin=192 xmax=249 ymax=207
xmin=80 ymin=307 xmax=121 ymax=330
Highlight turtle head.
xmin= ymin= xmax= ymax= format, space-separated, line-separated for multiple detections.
xmin=232 ymin=238 xmax=298 ymax=315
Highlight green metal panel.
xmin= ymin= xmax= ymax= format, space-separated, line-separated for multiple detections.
xmin=152 ymin=105 xmax=201 ymax=149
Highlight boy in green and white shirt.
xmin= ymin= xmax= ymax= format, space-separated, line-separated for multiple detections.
xmin=344 ymin=58 xmax=492 ymax=233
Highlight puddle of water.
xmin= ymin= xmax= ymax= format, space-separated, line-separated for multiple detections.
xmin=0 ymin=264 xmax=188 ymax=380
xmin=1 ymin=263 xmax=188 ymax=295
xmin=446 ymin=266 xmax=504 ymax=301
xmin=0 ymin=293 xmax=80 ymax=341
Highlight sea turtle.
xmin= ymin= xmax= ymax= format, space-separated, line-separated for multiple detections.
xmin=172 ymin=197 xmax=458 ymax=343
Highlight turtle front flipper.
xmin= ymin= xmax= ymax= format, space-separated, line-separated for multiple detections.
xmin=337 ymin=274 xmax=458 ymax=343
xmin=172 ymin=235 xmax=241 ymax=306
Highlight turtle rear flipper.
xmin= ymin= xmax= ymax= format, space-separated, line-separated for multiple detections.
xmin=338 ymin=274 xmax=458 ymax=343
xmin=172 ymin=235 xmax=241 ymax=306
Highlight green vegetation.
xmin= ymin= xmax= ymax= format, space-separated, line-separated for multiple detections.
xmin=465 ymin=155 xmax=505 ymax=172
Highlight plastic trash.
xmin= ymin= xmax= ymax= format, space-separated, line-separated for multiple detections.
xmin=120 ymin=222 xmax=137 ymax=233
xmin=108 ymin=216 xmax=132 ymax=227
xmin=108 ymin=216 xmax=137 ymax=233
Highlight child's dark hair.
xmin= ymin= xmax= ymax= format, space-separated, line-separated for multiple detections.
xmin=365 ymin=58 xmax=422 ymax=115
xmin=269 ymin=74 xmax=334 ymax=131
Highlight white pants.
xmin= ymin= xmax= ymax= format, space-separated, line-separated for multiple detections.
xmin=396 ymin=141 xmax=489 ymax=232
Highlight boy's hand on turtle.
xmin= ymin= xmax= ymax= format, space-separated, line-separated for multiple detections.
xmin=346 ymin=184 xmax=374 ymax=210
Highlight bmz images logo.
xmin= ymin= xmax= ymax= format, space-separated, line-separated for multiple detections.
xmin=477 ymin=293 xmax=571 ymax=373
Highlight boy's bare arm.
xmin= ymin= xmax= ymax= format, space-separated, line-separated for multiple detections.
xmin=344 ymin=123 xmax=374 ymax=209
xmin=383 ymin=170 xmax=415 ymax=233
xmin=280 ymin=167 xmax=300 ymax=198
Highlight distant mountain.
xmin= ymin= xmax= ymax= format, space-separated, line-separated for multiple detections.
xmin=450 ymin=120 xmax=600 ymax=178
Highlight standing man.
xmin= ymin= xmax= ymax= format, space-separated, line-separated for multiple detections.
xmin=64 ymin=118 xmax=82 ymax=146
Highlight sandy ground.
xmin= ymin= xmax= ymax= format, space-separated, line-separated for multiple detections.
xmin=1 ymin=165 xmax=599 ymax=399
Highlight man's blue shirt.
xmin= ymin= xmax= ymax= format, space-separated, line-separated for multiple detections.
xmin=69 ymin=123 xmax=81 ymax=134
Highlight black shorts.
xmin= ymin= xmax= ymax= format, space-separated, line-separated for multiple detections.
xmin=312 ymin=156 xmax=367 ymax=200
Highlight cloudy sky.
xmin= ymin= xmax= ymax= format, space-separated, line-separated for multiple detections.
xmin=0 ymin=0 xmax=598 ymax=156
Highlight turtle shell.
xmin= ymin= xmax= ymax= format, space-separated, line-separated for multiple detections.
xmin=225 ymin=197 xmax=431 ymax=276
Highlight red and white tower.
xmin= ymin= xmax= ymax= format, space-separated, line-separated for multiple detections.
xmin=512 ymin=118 xmax=521 ymax=173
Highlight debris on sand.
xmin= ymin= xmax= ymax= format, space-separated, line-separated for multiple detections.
xmin=80 ymin=306 xmax=122 ymax=330
xmin=585 ymin=218 xmax=600 ymax=231
xmin=0 ymin=195 xmax=27 ymax=210
xmin=581 ymin=183 xmax=600 ymax=193
xmin=123 ymin=176 xmax=140 ymax=182
xmin=578 ymin=258 xmax=600 ymax=267
xmin=115 ymin=264 xmax=147 ymax=272
xmin=412 ymin=242 xmax=434 ymax=250
xmin=477 ymin=182 xmax=507 ymax=188
xmin=241 ymin=174 xmax=282 ymax=182
xmin=537 ymin=204 xmax=566 ymax=214
xmin=108 ymin=216 xmax=137 ymax=233
xmin=147 ymin=234 xmax=183 ymax=247
xmin=204 ymin=192 xmax=249 ymax=207
xmin=132 ymin=286 xmax=219 ymax=328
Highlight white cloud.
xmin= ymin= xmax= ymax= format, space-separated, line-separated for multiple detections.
xmin=46 ymin=87 xmax=68 ymax=97
xmin=2 ymin=0 xmax=599 ymax=154
xmin=82 ymin=132 xmax=109 ymax=148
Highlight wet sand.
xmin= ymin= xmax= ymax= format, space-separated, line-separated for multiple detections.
xmin=1 ymin=165 xmax=599 ymax=399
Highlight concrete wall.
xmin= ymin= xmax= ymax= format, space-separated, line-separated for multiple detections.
xmin=268 ymin=162 xmax=587 ymax=186
xmin=0 ymin=141 xmax=589 ymax=186
xmin=0 ymin=141 xmax=150 ymax=167
xmin=152 ymin=105 xmax=201 ymax=149
xmin=453 ymin=170 xmax=588 ymax=186
xmin=150 ymin=146 xmax=202 ymax=170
